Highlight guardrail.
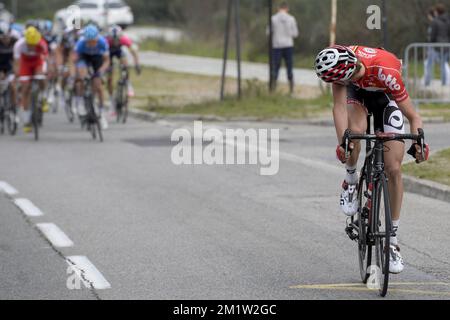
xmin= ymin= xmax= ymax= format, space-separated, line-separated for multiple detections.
xmin=404 ymin=43 xmax=450 ymax=105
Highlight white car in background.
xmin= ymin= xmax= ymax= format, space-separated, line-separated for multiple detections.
xmin=55 ymin=0 xmax=134 ymax=29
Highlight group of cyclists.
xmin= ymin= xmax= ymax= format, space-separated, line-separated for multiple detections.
xmin=0 ymin=18 xmax=141 ymax=135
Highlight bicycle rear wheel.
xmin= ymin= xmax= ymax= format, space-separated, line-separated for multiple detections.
xmin=115 ymin=82 xmax=124 ymax=123
xmin=64 ymin=89 xmax=75 ymax=123
xmin=373 ymin=174 xmax=391 ymax=297
xmin=5 ymin=93 xmax=17 ymax=135
xmin=31 ymin=90 xmax=39 ymax=141
xmin=357 ymin=172 xmax=372 ymax=283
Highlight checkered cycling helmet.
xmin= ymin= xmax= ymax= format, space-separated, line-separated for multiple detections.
xmin=109 ymin=25 xmax=123 ymax=39
xmin=315 ymin=45 xmax=358 ymax=83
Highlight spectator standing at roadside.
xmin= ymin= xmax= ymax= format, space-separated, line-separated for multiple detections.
xmin=270 ymin=2 xmax=298 ymax=94
xmin=425 ymin=3 xmax=450 ymax=86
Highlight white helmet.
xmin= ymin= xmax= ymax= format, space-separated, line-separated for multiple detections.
xmin=0 ymin=20 xmax=10 ymax=36
xmin=315 ymin=45 xmax=358 ymax=83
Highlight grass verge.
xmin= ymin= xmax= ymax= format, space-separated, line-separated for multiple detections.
xmin=131 ymin=67 xmax=329 ymax=120
xmin=403 ymin=148 xmax=450 ymax=186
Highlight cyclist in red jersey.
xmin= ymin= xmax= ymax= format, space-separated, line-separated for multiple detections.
xmin=13 ymin=26 xmax=48 ymax=133
xmin=315 ymin=45 xmax=430 ymax=274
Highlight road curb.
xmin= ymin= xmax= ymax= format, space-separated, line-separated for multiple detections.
xmin=128 ymin=108 xmax=334 ymax=125
xmin=129 ymin=108 xmax=447 ymax=126
xmin=403 ymin=175 xmax=450 ymax=203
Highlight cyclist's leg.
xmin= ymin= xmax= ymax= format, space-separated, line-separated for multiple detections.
xmin=89 ymin=54 xmax=108 ymax=128
xmin=107 ymin=55 xmax=114 ymax=97
xmin=75 ymin=60 xmax=88 ymax=115
xmin=18 ymin=59 xmax=33 ymax=127
xmin=379 ymin=99 xmax=406 ymax=273
xmin=338 ymin=86 xmax=368 ymax=216
xmin=380 ymin=99 xmax=405 ymax=235
xmin=346 ymin=85 xmax=368 ymax=181
xmin=107 ymin=55 xmax=116 ymax=113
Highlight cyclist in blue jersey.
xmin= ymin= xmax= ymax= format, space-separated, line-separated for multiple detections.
xmin=73 ymin=24 xmax=110 ymax=129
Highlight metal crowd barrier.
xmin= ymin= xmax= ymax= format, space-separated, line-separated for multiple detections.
xmin=404 ymin=43 xmax=450 ymax=105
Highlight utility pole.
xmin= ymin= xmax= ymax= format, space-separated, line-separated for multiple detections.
xmin=234 ymin=0 xmax=242 ymax=99
xmin=220 ymin=0 xmax=242 ymax=100
xmin=268 ymin=0 xmax=273 ymax=92
xmin=220 ymin=0 xmax=233 ymax=101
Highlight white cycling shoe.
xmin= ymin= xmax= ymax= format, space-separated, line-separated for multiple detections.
xmin=389 ymin=245 xmax=404 ymax=274
xmin=340 ymin=181 xmax=358 ymax=216
xmin=100 ymin=115 xmax=109 ymax=130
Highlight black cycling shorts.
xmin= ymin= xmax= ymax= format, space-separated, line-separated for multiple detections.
xmin=347 ymin=84 xmax=405 ymax=134
xmin=77 ymin=54 xmax=104 ymax=73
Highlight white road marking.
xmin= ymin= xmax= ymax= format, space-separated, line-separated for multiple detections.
xmin=13 ymin=198 xmax=44 ymax=217
xmin=36 ymin=223 xmax=74 ymax=248
xmin=0 ymin=181 xmax=19 ymax=196
xmin=66 ymin=256 xmax=111 ymax=290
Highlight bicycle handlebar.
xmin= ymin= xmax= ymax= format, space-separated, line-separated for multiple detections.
xmin=342 ymin=128 xmax=426 ymax=160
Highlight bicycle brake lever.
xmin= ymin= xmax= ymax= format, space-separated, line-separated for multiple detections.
xmin=418 ymin=128 xmax=425 ymax=161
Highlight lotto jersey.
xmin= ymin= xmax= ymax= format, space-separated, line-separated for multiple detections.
xmin=13 ymin=38 xmax=48 ymax=63
xmin=348 ymin=46 xmax=409 ymax=103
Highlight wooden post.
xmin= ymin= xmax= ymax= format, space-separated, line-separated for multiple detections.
xmin=220 ymin=0 xmax=233 ymax=100
xmin=234 ymin=0 xmax=242 ymax=99
xmin=330 ymin=0 xmax=337 ymax=46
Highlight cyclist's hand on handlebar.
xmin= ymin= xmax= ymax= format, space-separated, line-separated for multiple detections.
xmin=336 ymin=142 xmax=354 ymax=164
xmin=135 ymin=65 xmax=142 ymax=75
xmin=407 ymin=143 xmax=430 ymax=164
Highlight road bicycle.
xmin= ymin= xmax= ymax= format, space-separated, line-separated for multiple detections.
xmin=30 ymin=78 xmax=44 ymax=141
xmin=81 ymin=69 xmax=103 ymax=142
xmin=47 ymin=76 xmax=60 ymax=114
xmin=114 ymin=65 xmax=130 ymax=124
xmin=344 ymin=114 xmax=426 ymax=297
xmin=62 ymin=77 xmax=75 ymax=123
xmin=0 ymin=77 xmax=17 ymax=136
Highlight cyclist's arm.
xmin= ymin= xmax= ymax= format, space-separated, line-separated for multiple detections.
xmin=13 ymin=41 xmax=21 ymax=77
xmin=129 ymin=44 xmax=140 ymax=67
xmin=99 ymin=53 xmax=110 ymax=74
xmin=70 ymin=51 xmax=79 ymax=77
xmin=55 ymin=44 xmax=64 ymax=69
xmin=397 ymin=97 xmax=423 ymax=134
xmin=332 ymin=83 xmax=348 ymax=144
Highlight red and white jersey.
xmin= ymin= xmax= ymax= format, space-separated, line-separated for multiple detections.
xmin=13 ymin=38 xmax=48 ymax=63
xmin=348 ymin=45 xmax=408 ymax=103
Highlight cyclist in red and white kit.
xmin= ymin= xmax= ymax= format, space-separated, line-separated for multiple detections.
xmin=13 ymin=26 xmax=48 ymax=133
xmin=315 ymin=45 xmax=430 ymax=274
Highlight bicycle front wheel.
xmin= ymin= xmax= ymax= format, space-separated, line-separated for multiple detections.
xmin=373 ymin=174 xmax=391 ymax=297
xmin=357 ymin=172 xmax=372 ymax=283
xmin=31 ymin=92 xmax=39 ymax=141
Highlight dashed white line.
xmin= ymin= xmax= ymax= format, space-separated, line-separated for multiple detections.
xmin=13 ymin=198 xmax=44 ymax=217
xmin=36 ymin=223 xmax=74 ymax=248
xmin=0 ymin=181 xmax=19 ymax=196
xmin=66 ymin=256 xmax=111 ymax=290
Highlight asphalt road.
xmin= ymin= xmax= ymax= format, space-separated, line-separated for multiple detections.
xmin=1 ymin=111 xmax=450 ymax=300
xmin=138 ymin=51 xmax=319 ymax=87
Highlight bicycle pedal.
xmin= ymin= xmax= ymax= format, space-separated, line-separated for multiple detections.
xmin=345 ymin=226 xmax=359 ymax=241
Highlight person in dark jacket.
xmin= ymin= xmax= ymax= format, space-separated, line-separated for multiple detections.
xmin=425 ymin=3 xmax=450 ymax=86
